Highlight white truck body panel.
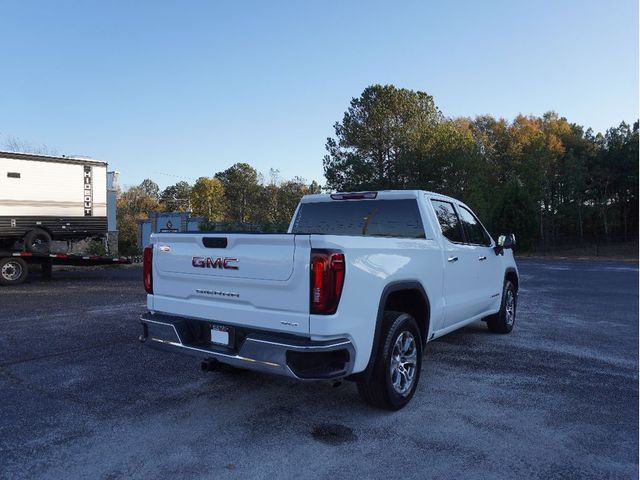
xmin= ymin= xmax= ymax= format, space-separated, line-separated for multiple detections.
xmin=306 ymin=234 xmax=448 ymax=372
xmin=149 ymin=234 xmax=312 ymax=335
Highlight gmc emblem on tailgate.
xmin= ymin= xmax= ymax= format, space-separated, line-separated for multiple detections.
xmin=192 ymin=256 xmax=239 ymax=270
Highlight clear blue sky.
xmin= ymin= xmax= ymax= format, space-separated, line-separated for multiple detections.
xmin=1 ymin=0 xmax=637 ymax=189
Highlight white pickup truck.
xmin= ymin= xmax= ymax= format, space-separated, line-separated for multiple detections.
xmin=140 ymin=190 xmax=518 ymax=410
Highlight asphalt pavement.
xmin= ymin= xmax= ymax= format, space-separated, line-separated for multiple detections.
xmin=1 ymin=259 xmax=638 ymax=479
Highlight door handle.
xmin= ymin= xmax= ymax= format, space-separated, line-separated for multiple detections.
xmin=447 ymin=256 xmax=459 ymax=263
xmin=478 ymin=256 xmax=487 ymax=261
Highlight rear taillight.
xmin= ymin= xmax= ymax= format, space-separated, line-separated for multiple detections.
xmin=310 ymin=249 xmax=345 ymax=315
xmin=143 ymin=245 xmax=153 ymax=294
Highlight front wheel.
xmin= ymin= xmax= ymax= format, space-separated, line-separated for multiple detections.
xmin=486 ymin=280 xmax=517 ymax=333
xmin=357 ymin=311 xmax=423 ymax=410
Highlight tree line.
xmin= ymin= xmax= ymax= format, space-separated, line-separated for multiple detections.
xmin=116 ymin=165 xmax=320 ymax=254
xmin=323 ymin=85 xmax=638 ymax=251
xmin=117 ymin=84 xmax=638 ymax=254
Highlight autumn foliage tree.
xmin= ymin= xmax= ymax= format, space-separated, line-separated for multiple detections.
xmin=324 ymin=84 xmax=638 ymax=251
xmin=116 ymin=179 xmax=161 ymax=255
xmin=117 ymin=84 xmax=637 ymax=253
xmin=189 ymin=177 xmax=225 ymax=220
xmin=117 ymin=168 xmax=319 ymax=251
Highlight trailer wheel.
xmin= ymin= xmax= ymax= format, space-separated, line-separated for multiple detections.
xmin=24 ymin=229 xmax=52 ymax=254
xmin=0 ymin=257 xmax=28 ymax=286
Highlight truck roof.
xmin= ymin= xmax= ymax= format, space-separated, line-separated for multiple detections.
xmin=0 ymin=150 xmax=107 ymax=167
xmin=300 ymin=190 xmax=460 ymax=204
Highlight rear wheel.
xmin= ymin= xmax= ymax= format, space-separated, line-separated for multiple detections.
xmin=24 ymin=229 xmax=52 ymax=254
xmin=487 ymin=280 xmax=517 ymax=333
xmin=0 ymin=257 xmax=28 ymax=286
xmin=357 ymin=311 xmax=422 ymax=410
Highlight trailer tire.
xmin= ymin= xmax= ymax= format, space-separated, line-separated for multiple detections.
xmin=24 ymin=229 xmax=52 ymax=254
xmin=0 ymin=257 xmax=28 ymax=286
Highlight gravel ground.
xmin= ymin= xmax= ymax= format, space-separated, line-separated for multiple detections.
xmin=1 ymin=259 xmax=638 ymax=479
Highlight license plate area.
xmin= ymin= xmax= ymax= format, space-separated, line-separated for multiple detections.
xmin=210 ymin=324 xmax=234 ymax=348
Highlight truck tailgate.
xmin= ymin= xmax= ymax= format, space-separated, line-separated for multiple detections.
xmin=150 ymin=233 xmax=311 ymax=335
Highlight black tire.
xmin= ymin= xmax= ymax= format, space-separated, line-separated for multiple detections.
xmin=357 ymin=311 xmax=423 ymax=411
xmin=486 ymin=280 xmax=517 ymax=334
xmin=0 ymin=257 xmax=28 ymax=286
xmin=24 ymin=229 xmax=52 ymax=254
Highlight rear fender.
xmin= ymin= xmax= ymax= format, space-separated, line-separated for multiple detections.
xmin=348 ymin=280 xmax=429 ymax=382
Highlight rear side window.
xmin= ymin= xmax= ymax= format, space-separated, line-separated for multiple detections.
xmin=431 ymin=200 xmax=464 ymax=243
xmin=458 ymin=205 xmax=492 ymax=246
xmin=291 ymin=199 xmax=425 ymax=238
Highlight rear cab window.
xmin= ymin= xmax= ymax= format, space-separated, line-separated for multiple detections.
xmin=291 ymin=199 xmax=426 ymax=239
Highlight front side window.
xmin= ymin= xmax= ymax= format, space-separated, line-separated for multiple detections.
xmin=458 ymin=205 xmax=492 ymax=246
xmin=431 ymin=200 xmax=464 ymax=243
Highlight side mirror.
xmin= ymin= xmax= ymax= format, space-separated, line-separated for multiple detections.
xmin=497 ymin=234 xmax=516 ymax=249
xmin=495 ymin=233 xmax=516 ymax=255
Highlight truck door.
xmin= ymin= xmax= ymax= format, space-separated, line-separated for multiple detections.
xmin=430 ymin=199 xmax=483 ymax=327
xmin=457 ymin=204 xmax=503 ymax=313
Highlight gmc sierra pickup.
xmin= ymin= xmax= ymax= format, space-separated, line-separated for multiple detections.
xmin=140 ymin=190 xmax=518 ymax=410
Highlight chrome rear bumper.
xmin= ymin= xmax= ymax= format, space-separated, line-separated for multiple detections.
xmin=139 ymin=312 xmax=355 ymax=380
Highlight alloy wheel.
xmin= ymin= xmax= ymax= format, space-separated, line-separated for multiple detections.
xmin=505 ymin=289 xmax=516 ymax=326
xmin=390 ymin=331 xmax=418 ymax=396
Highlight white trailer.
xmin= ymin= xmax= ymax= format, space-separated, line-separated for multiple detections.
xmin=0 ymin=151 xmax=108 ymax=253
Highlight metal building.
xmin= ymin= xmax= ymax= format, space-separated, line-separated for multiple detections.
xmin=137 ymin=212 xmax=204 ymax=248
